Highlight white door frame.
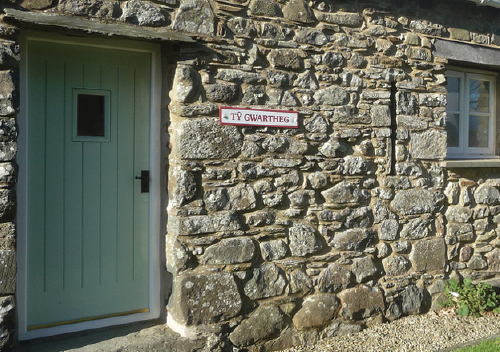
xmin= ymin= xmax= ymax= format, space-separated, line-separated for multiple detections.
xmin=17 ymin=30 xmax=162 ymax=340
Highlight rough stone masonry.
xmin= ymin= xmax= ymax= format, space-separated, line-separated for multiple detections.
xmin=2 ymin=0 xmax=500 ymax=351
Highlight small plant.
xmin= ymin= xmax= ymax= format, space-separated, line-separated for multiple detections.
xmin=442 ymin=278 xmax=500 ymax=317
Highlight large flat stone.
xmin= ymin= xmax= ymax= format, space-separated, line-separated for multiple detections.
xmin=338 ymin=286 xmax=385 ymax=320
xmin=410 ymin=238 xmax=446 ymax=272
xmin=175 ymin=118 xmax=243 ymax=159
xmin=168 ymin=271 xmax=242 ymax=325
xmin=230 ymin=306 xmax=286 ymax=346
xmin=293 ymin=294 xmax=339 ymax=330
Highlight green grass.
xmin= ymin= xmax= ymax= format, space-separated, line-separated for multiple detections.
xmin=453 ymin=336 xmax=500 ymax=351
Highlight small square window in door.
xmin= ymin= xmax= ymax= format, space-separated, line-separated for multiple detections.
xmin=73 ymin=89 xmax=111 ymax=142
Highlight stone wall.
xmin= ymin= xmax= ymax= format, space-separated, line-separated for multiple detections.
xmin=3 ymin=0 xmax=500 ymax=351
xmin=0 ymin=14 xmax=18 ymax=351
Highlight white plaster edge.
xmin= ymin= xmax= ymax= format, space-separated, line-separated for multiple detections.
xmin=166 ymin=313 xmax=199 ymax=340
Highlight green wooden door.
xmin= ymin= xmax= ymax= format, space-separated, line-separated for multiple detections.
xmin=26 ymin=40 xmax=151 ymax=330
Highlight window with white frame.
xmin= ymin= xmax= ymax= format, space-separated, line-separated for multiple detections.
xmin=446 ymin=69 xmax=497 ymax=158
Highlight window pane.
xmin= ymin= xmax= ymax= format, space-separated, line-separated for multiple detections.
xmin=446 ymin=113 xmax=460 ymax=148
xmin=77 ymin=94 xmax=105 ymax=137
xmin=446 ymin=77 xmax=460 ymax=111
xmin=469 ymin=115 xmax=489 ymax=148
xmin=469 ymin=79 xmax=490 ymax=113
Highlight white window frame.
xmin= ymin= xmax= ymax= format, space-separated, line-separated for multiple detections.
xmin=446 ymin=68 xmax=497 ymax=159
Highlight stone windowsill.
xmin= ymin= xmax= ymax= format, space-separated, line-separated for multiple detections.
xmin=443 ymin=159 xmax=500 ymax=168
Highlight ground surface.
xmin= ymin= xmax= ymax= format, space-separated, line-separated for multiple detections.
xmin=13 ymin=311 xmax=500 ymax=352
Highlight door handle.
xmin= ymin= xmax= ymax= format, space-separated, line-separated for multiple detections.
xmin=135 ymin=170 xmax=150 ymax=193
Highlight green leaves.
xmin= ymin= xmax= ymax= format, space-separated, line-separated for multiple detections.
xmin=442 ymin=278 xmax=500 ymax=317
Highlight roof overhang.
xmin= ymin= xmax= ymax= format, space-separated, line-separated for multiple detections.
xmin=3 ymin=8 xmax=196 ymax=43
xmin=468 ymin=0 xmax=500 ymax=8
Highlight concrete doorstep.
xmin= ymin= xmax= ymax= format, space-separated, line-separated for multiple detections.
xmin=13 ymin=322 xmax=206 ymax=352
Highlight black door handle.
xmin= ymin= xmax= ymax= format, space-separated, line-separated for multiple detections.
xmin=135 ymin=170 xmax=150 ymax=193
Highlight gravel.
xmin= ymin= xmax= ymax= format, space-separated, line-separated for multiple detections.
xmin=279 ymin=311 xmax=500 ymax=352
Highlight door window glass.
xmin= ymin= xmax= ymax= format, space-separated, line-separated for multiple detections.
xmin=73 ymin=89 xmax=110 ymax=142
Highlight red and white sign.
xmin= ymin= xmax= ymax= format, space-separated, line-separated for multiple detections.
xmin=219 ymin=106 xmax=298 ymax=128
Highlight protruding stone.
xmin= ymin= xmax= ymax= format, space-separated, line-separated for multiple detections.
xmin=289 ymin=190 xmax=317 ymax=208
xmin=290 ymin=269 xmax=313 ymax=294
xmin=445 ymin=207 xmax=473 ymax=223
xmin=230 ymin=306 xmax=286 ymax=346
xmin=383 ymin=255 xmax=411 ymax=276
xmin=0 ymin=222 xmax=15 ymax=250
xmin=377 ymin=242 xmax=391 ymax=258
xmin=468 ymin=254 xmax=487 ymax=270
xmin=59 ymin=0 xmax=121 ymax=19
xmin=475 ymin=185 xmax=500 ymax=205
xmin=345 ymin=207 xmax=373 ymax=228
xmin=295 ymin=71 xmax=319 ymax=90
xmin=0 ymin=250 xmax=15 ymax=294
xmin=323 ymin=51 xmax=344 ymax=67
xmin=216 ymin=69 xmax=265 ymax=84
xmin=318 ymin=263 xmax=353 ymax=292
xmin=400 ymin=218 xmax=429 ymax=240
xmin=227 ymin=17 xmax=257 ymax=38
xmin=371 ymin=105 xmax=391 ymax=127
xmin=170 ymin=167 xmax=196 ymax=207
xmin=410 ymin=130 xmax=446 ymax=159
xmin=171 ymin=66 xmax=199 ymax=103
xmin=393 ymin=240 xmax=411 ymax=254
xmin=168 ymin=212 xmax=241 ymax=235
xmin=314 ymin=86 xmax=349 ymax=106
xmin=392 ymin=189 xmax=442 ymax=215
xmin=444 ymin=182 xmax=460 ymax=205
xmin=316 ymin=12 xmax=363 ymax=27
xmin=176 ymin=118 xmax=243 ymax=159
xmin=0 ymin=190 xmax=15 ymax=221
xmin=172 ymin=0 xmax=215 ymax=34
xmin=486 ymin=248 xmax=500 ymax=270
xmin=386 ymin=285 xmax=424 ymax=320
xmin=268 ymin=49 xmax=304 ymax=71
xmin=379 ymin=219 xmax=399 ymax=241
xmin=283 ymin=0 xmax=316 ymax=23
xmin=268 ymin=70 xmax=296 ymax=87
xmin=166 ymin=236 xmax=192 ymax=274
xmin=200 ymin=237 xmax=255 ymax=264
xmin=322 ymin=180 xmax=369 ymax=204
xmin=396 ymin=91 xmax=418 ymax=115
xmin=293 ymin=294 xmax=339 ymax=330
xmin=170 ymin=102 xmax=217 ymax=117
xmin=205 ymin=83 xmax=239 ymax=103
xmin=308 ymin=172 xmax=329 ymax=189
xmin=260 ymin=239 xmax=288 ymax=261
xmin=351 ymin=256 xmax=378 ymax=283
xmin=121 ymin=0 xmax=167 ymax=26
xmin=320 ymin=138 xmax=347 ymax=158
xmin=249 ymin=0 xmax=282 ymax=17
xmin=0 ymin=71 xmax=18 ymax=116
xmin=339 ymin=286 xmax=385 ymax=320
xmin=410 ymin=238 xmax=446 ymax=272
xmin=341 ymin=156 xmax=372 ymax=176
xmin=0 ymin=43 xmax=19 ymax=68
xmin=242 ymin=85 xmax=266 ymax=105
xmin=330 ymin=229 xmax=374 ymax=251
xmin=169 ymin=272 xmax=242 ymax=325
xmin=244 ymin=263 xmax=287 ymax=300
xmin=295 ymin=29 xmax=328 ymax=46
xmin=460 ymin=246 xmax=474 ymax=262
xmin=289 ymin=222 xmax=322 ymax=256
